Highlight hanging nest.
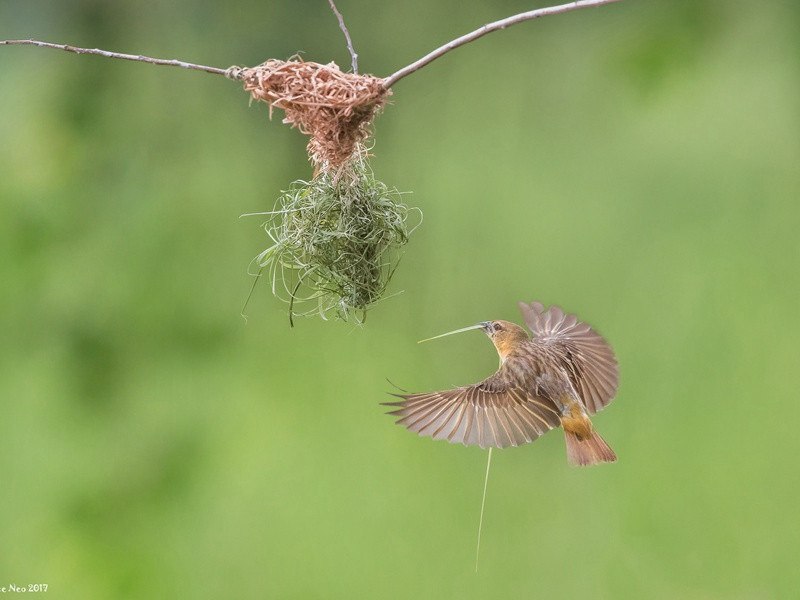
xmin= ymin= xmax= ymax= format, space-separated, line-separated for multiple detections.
xmin=251 ymin=148 xmax=420 ymax=323
xmin=238 ymin=58 xmax=390 ymax=169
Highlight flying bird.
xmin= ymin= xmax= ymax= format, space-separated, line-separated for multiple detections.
xmin=384 ymin=301 xmax=619 ymax=466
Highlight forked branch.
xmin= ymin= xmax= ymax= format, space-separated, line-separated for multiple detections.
xmin=1 ymin=0 xmax=626 ymax=87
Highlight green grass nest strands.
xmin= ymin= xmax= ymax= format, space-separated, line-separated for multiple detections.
xmin=252 ymin=159 xmax=419 ymax=323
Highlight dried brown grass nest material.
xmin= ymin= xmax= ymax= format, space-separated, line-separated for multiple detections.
xmin=238 ymin=58 xmax=390 ymax=168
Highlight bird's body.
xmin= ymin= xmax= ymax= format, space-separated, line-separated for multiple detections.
xmin=385 ymin=302 xmax=619 ymax=466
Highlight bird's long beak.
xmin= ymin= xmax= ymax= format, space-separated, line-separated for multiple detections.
xmin=417 ymin=323 xmax=487 ymax=344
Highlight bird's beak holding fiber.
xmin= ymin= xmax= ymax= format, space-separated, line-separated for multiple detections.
xmin=417 ymin=323 xmax=487 ymax=344
xmin=478 ymin=321 xmax=492 ymax=335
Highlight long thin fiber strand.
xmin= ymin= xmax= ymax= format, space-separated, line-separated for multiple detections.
xmin=475 ymin=447 xmax=493 ymax=573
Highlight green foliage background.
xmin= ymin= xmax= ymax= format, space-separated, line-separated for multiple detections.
xmin=1 ymin=1 xmax=799 ymax=598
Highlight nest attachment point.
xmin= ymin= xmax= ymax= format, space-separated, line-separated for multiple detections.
xmin=252 ymin=149 xmax=419 ymax=323
xmin=240 ymin=58 xmax=390 ymax=169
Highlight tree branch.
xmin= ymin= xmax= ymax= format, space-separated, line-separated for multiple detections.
xmin=0 ymin=39 xmax=235 ymax=78
xmin=382 ymin=0 xmax=626 ymax=88
xmin=327 ymin=0 xmax=359 ymax=74
xmin=2 ymin=0 xmax=626 ymax=86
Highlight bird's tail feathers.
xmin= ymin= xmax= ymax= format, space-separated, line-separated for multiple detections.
xmin=564 ymin=429 xmax=617 ymax=466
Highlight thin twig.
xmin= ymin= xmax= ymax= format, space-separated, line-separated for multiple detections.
xmin=327 ymin=0 xmax=358 ymax=73
xmin=0 ymin=39 xmax=236 ymax=78
xmin=383 ymin=0 xmax=625 ymax=88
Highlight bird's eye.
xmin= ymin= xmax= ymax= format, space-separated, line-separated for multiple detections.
xmin=492 ymin=323 xmax=502 ymax=332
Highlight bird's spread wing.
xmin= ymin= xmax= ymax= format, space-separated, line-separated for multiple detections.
xmin=518 ymin=301 xmax=619 ymax=415
xmin=383 ymin=374 xmax=561 ymax=449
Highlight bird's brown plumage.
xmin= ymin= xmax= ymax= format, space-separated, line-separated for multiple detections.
xmin=384 ymin=301 xmax=619 ymax=464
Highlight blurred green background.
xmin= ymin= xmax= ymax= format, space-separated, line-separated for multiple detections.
xmin=2 ymin=0 xmax=799 ymax=598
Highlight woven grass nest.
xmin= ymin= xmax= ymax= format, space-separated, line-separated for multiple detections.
xmin=239 ymin=58 xmax=390 ymax=169
xmin=239 ymin=59 xmax=419 ymax=323
xmin=251 ymin=148 xmax=420 ymax=323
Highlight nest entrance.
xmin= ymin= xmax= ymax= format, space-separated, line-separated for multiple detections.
xmin=240 ymin=58 xmax=389 ymax=168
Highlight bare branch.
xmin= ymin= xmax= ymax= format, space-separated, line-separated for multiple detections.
xmin=327 ymin=0 xmax=358 ymax=74
xmin=382 ymin=0 xmax=626 ymax=89
xmin=3 ymin=0 xmax=626 ymax=87
xmin=0 ymin=39 xmax=237 ymax=78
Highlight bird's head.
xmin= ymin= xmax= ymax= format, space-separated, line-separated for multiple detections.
xmin=479 ymin=320 xmax=529 ymax=361
xmin=417 ymin=319 xmax=529 ymax=362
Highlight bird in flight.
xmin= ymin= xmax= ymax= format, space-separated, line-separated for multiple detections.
xmin=384 ymin=301 xmax=619 ymax=466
